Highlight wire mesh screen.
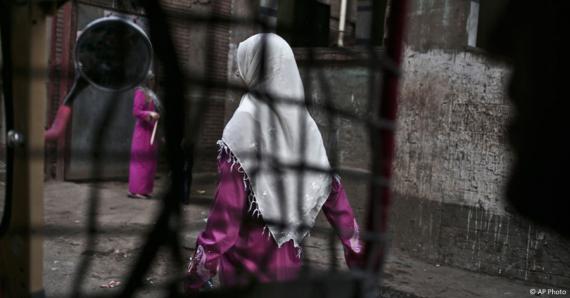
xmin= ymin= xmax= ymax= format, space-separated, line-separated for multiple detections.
xmin=0 ymin=0 xmax=408 ymax=297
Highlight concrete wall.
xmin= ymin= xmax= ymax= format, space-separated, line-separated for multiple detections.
xmin=293 ymin=45 xmax=570 ymax=287
xmin=296 ymin=51 xmax=375 ymax=217
xmin=406 ymin=0 xmax=470 ymax=51
xmin=226 ymin=0 xmax=261 ymax=123
xmin=395 ymin=49 xmax=510 ymax=213
xmin=392 ymin=46 xmax=570 ymax=286
xmin=388 ymin=0 xmax=570 ymax=287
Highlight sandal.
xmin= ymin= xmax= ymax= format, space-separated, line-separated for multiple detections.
xmin=128 ymin=192 xmax=147 ymax=199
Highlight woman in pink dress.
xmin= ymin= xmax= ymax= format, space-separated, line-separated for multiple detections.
xmin=128 ymin=72 xmax=160 ymax=199
xmin=184 ymin=34 xmax=363 ymax=292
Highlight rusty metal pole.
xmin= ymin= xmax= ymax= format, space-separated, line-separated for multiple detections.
xmin=0 ymin=3 xmax=48 ymax=297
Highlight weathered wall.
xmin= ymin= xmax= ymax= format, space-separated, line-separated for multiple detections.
xmin=388 ymin=0 xmax=570 ymax=287
xmin=296 ymin=51 xmax=375 ymax=216
xmin=293 ymin=46 xmax=570 ymax=287
xmin=297 ymin=61 xmax=371 ymax=173
xmin=392 ymin=47 xmax=570 ymax=286
xmin=225 ymin=0 xmax=260 ymax=122
xmin=395 ymin=48 xmax=510 ymax=213
xmin=406 ymin=0 xmax=470 ymax=51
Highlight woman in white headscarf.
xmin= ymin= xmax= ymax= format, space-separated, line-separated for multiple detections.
xmin=185 ymin=33 xmax=363 ymax=292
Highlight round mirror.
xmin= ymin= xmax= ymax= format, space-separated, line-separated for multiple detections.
xmin=75 ymin=16 xmax=153 ymax=92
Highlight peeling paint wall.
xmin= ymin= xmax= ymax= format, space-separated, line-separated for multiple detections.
xmin=389 ymin=0 xmax=570 ymax=287
xmin=395 ymin=48 xmax=511 ymax=213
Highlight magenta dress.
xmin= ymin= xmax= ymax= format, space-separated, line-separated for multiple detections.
xmin=185 ymin=148 xmax=364 ymax=291
xmin=128 ymin=88 xmax=158 ymax=195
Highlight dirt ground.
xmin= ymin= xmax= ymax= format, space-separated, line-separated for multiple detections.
xmin=41 ymin=176 xmax=568 ymax=298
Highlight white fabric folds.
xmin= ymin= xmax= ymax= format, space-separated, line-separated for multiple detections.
xmin=221 ymin=33 xmax=332 ymax=248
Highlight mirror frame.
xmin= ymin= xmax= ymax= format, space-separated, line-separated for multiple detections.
xmin=75 ymin=16 xmax=153 ymax=92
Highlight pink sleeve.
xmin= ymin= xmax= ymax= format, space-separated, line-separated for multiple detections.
xmin=322 ymin=178 xmax=364 ymax=269
xmin=133 ymin=89 xmax=152 ymax=122
xmin=185 ymin=156 xmax=246 ymax=291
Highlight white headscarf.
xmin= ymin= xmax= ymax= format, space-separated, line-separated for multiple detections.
xmin=221 ymin=33 xmax=332 ymax=247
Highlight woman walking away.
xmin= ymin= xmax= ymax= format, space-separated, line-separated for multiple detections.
xmin=128 ymin=71 xmax=160 ymax=199
xmin=184 ymin=33 xmax=363 ymax=293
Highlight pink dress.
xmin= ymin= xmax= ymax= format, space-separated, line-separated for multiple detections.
xmin=128 ymin=88 xmax=158 ymax=195
xmin=185 ymin=148 xmax=363 ymax=291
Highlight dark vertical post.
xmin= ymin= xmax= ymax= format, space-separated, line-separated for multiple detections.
xmin=364 ymin=0 xmax=409 ymax=273
xmin=56 ymin=2 xmax=76 ymax=181
xmin=0 ymin=3 xmax=48 ymax=297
